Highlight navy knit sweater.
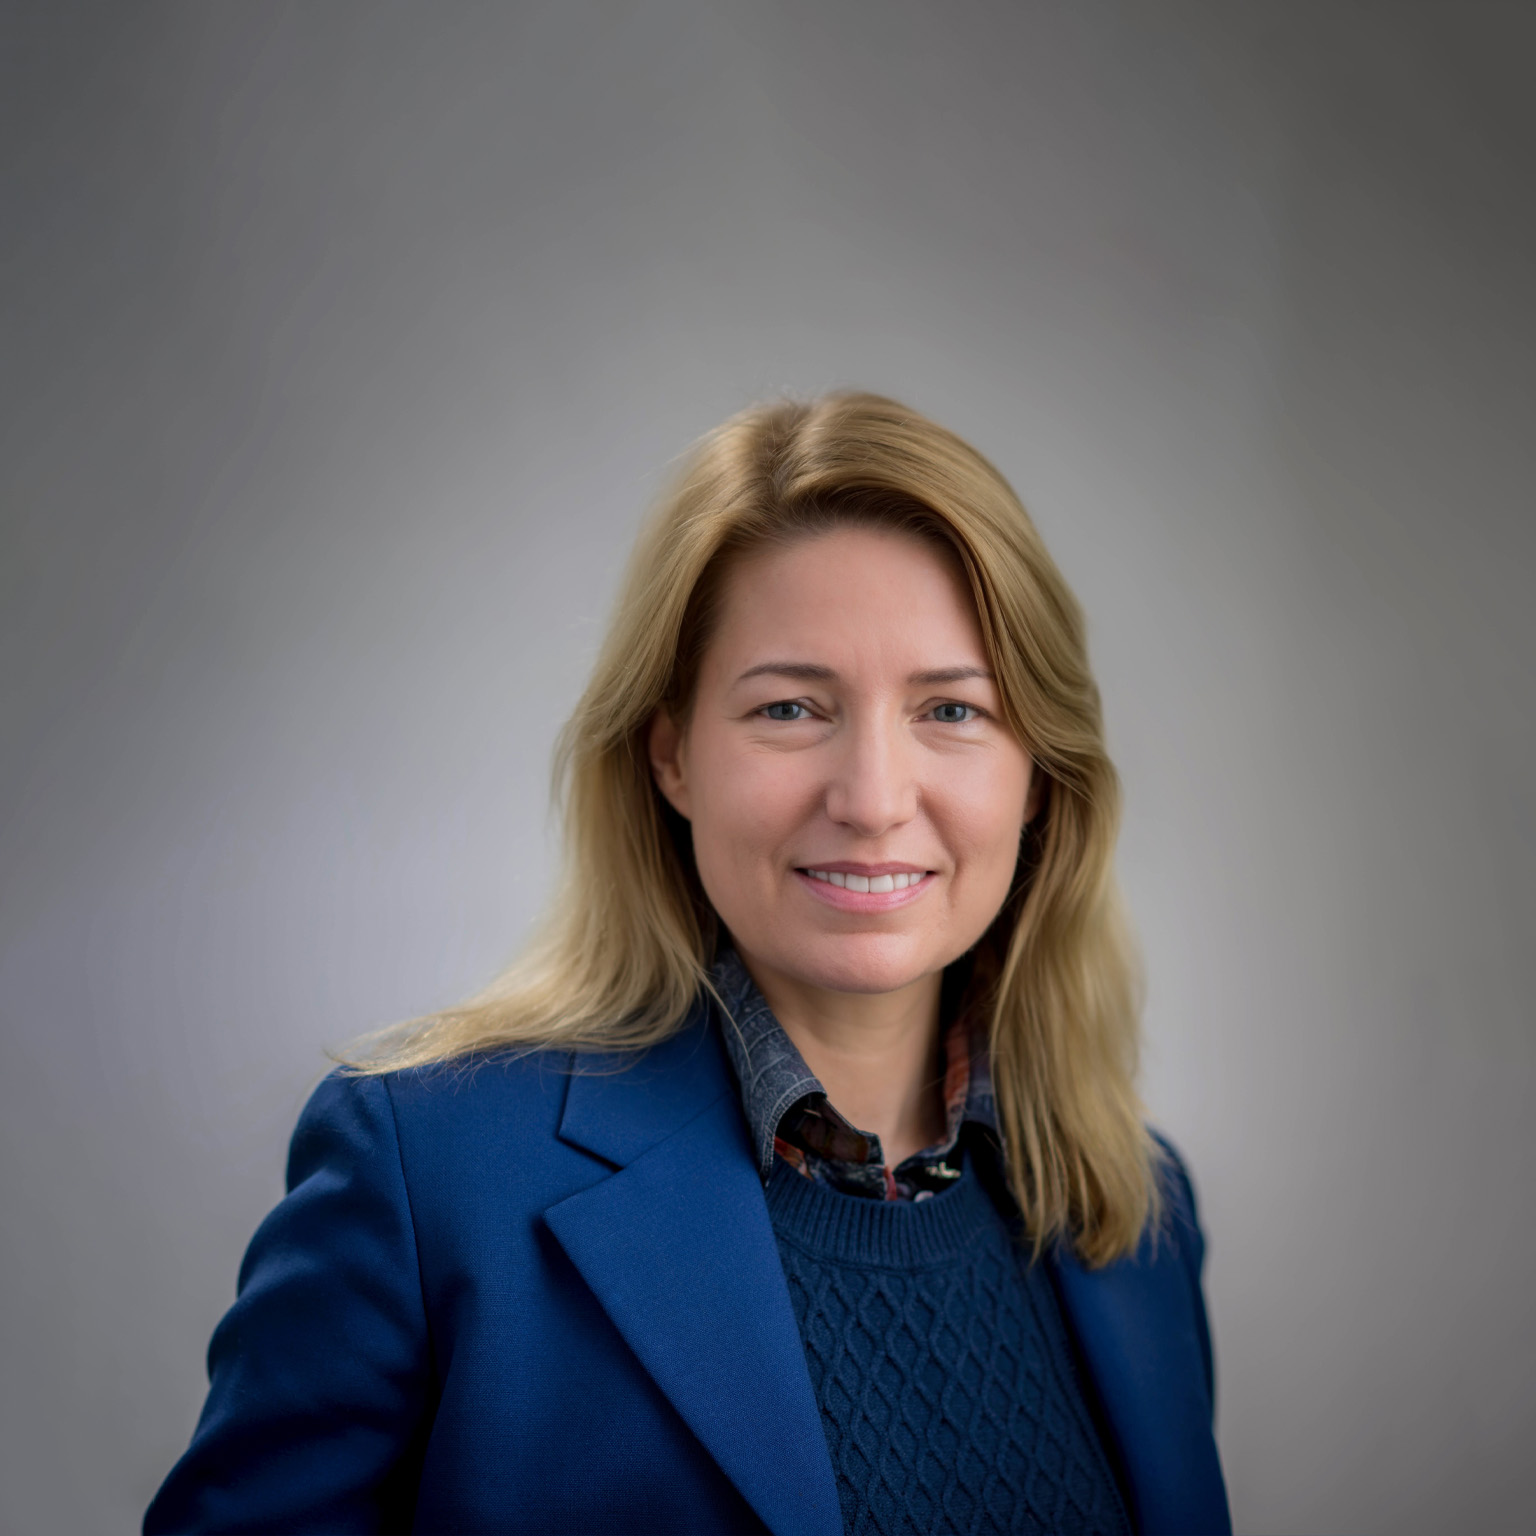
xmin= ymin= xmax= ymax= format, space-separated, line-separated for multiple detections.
xmin=766 ymin=1154 xmax=1131 ymax=1536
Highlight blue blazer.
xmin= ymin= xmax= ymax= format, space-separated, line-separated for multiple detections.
xmin=146 ymin=1005 xmax=1230 ymax=1535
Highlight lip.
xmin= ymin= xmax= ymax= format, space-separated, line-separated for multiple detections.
xmin=792 ymin=867 xmax=935 ymax=912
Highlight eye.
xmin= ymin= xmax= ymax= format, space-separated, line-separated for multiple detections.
xmin=929 ymin=702 xmax=980 ymax=724
xmin=760 ymin=700 xmax=812 ymax=722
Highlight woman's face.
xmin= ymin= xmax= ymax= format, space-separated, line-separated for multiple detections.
xmin=649 ymin=525 xmax=1039 ymax=999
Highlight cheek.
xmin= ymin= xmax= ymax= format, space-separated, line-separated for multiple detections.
xmin=940 ymin=753 xmax=1031 ymax=883
xmin=686 ymin=738 xmax=817 ymax=877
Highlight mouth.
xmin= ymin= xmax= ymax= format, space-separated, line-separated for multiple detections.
xmin=792 ymin=865 xmax=935 ymax=910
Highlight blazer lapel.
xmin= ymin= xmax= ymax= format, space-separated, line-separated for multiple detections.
xmin=1049 ymin=1217 xmax=1232 ymax=1535
xmin=544 ymin=1014 xmax=844 ymax=1536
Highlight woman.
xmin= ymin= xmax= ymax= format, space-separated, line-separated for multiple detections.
xmin=146 ymin=393 xmax=1230 ymax=1535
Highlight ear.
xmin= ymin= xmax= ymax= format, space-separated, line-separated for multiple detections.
xmin=647 ymin=706 xmax=692 ymax=820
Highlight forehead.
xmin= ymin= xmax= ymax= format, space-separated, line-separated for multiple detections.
xmin=702 ymin=525 xmax=988 ymax=679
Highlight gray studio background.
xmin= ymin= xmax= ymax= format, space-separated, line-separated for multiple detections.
xmin=4 ymin=4 xmax=1533 ymax=1533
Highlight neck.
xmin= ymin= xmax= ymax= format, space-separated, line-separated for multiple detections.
xmin=736 ymin=949 xmax=948 ymax=1169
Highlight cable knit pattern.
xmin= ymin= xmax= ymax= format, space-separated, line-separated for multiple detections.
xmin=767 ymin=1158 xmax=1130 ymax=1536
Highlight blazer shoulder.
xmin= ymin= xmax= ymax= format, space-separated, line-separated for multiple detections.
xmin=1145 ymin=1126 xmax=1218 ymax=1414
xmin=310 ymin=1044 xmax=578 ymax=1127
xmin=1146 ymin=1127 xmax=1206 ymax=1264
xmin=303 ymin=1011 xmax=732 ymax=1221
xmin=375 ymin=1043 xmax=579 ymax=1114
xmin=303 ymin=1046 xmax=582 ymax=1186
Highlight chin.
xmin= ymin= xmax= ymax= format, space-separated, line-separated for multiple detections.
xmin=777 ymin=930 xmax=940 ymax=996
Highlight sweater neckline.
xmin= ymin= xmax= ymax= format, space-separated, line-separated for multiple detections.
xmin=763 ymin=1153 xmax=1012 ymax=1272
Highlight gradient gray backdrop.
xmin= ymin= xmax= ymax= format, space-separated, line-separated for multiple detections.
xmin=4 ymin=4 xmax=1533 ymax=1533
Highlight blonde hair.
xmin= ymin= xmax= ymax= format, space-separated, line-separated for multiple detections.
xmin=343 ymin=392 xmax=1159 ymax=1266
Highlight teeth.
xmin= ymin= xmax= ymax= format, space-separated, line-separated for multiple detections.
xmin=804 ymin=869 xmax=927 ymax=891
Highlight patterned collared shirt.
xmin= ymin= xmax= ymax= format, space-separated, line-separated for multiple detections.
xmin=709 ymin=945 xmax=1000 ymax=1202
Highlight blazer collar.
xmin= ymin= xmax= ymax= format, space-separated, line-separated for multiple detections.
xmin=553 ymin=999 xmax=739 ymax=1168
xmin=545 ymin=1004 xmax=844 ymax=1536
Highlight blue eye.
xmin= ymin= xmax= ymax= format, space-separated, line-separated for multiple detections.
xmin=761 ymin=701 xmax=809 ymax=722
xmin=931 ymin=702 xmax=977 ymax=723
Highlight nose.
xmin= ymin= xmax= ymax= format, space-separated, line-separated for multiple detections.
xmin=823 ymin=713 xmax=918 ymax=837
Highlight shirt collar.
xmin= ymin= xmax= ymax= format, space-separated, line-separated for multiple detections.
xmin=707 ymin=943 xmax=997 ymax=1181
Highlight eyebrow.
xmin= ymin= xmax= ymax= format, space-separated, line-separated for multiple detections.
xmin=733 ymin=662 xmax=994 ymax=687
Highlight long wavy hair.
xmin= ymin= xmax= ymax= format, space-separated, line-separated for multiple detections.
xmin=342 ymin=392 xmax=1158 ymax=1266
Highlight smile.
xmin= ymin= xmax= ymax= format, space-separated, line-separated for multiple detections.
xmin=792 ymin=867 xmax=934 ymax=910
xmin=802 ymin=868 xmax=927 ymax=892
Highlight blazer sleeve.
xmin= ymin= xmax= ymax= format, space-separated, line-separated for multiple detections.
xmin=144 ymin=1071 xmax=435 ymax=1535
